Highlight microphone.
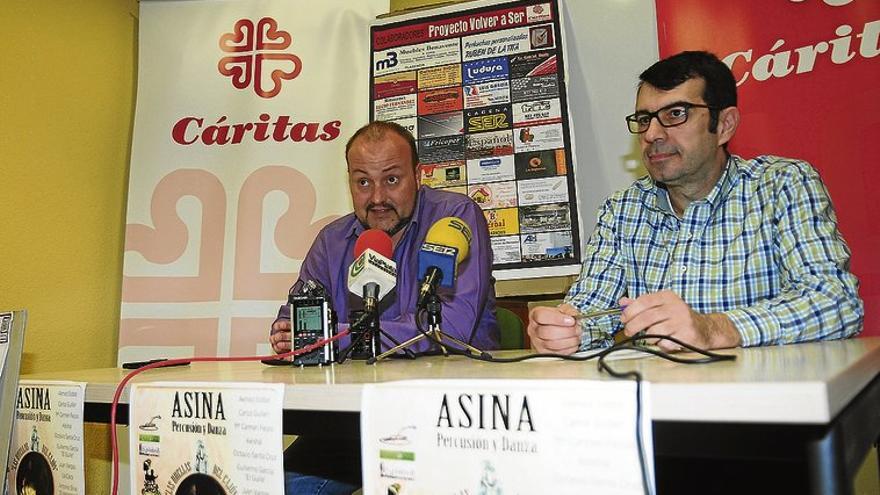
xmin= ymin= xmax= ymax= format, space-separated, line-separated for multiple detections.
xmin=417 ymin=217 xmax=472 ymax=307
xmin=347 ymin=229 xmax=397 ymax=315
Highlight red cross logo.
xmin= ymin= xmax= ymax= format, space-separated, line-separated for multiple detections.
xmin=218 ymin=18 xmax=302 ymax=99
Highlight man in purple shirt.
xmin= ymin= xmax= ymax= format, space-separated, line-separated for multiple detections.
xmin=269 ymin=121 xmax=499 ymax=495
xmin=270 ymin=121 xmax=499 ymax=356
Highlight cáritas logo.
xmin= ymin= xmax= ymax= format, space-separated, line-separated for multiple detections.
xmin=218 ymin=17 xmax=302 ymax=98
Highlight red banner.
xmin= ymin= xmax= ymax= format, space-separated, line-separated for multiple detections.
xmin=655 ymin=0 xmax=879 ymax=336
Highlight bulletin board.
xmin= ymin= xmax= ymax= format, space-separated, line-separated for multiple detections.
xmin=369 ymin=0 xmax=582 ymax=279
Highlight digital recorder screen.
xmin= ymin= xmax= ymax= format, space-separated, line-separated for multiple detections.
xmin=295 ymin=304 xmax=322 ymax=332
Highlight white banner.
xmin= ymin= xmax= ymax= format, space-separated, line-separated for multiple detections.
xmin=361 ymin=379 xmax=653 ymax=495
xmin=6 ymin=381 xmax=86 ymax=495
xmin=120 ymin=0 xmax=389 ymax=363
xmin=129 ymin=381 xmax=285 ymax=495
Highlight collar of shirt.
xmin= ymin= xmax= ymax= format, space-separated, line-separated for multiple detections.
xmin=634 ymin=154 xmax=745 ymax=217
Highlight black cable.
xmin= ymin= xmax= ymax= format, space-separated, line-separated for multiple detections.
xmin=594 ymin=334 xmax=734 ymax=495
xmin=595 ymin=362 xmax=652 ymax=495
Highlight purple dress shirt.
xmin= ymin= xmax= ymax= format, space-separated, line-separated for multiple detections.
xmin=275 ymin=186 xmax=499 ymax=353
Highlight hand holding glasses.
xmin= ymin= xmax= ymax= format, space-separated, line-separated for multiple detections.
xmin=574 ymin=306 xmax=624 ymax=321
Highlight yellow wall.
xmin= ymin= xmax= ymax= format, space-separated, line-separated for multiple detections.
xmin=1 ymin=0 xmax=137 ymax=374
xmin=1 ymin=1 xmax=137 ymax=492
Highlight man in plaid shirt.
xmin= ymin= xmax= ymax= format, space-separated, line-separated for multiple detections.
xmin=528 ymin=51 xmax=863 ymax=354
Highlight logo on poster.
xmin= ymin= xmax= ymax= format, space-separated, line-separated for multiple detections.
xmin=218 ymin=17 xmax=302 ymax=98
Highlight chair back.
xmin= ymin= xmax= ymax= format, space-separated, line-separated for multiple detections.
xmin=496 ymin=307 xmax=525 ymax=350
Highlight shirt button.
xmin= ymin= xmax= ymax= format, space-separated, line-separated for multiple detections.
xmin=681 ymin=265 xmax=688 ymax=273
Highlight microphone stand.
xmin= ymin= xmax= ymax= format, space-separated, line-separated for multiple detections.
xmin=368 ymin=288 xmax=485 ymax=364
xmin=336 ymin=307 xmax=417 ymax=364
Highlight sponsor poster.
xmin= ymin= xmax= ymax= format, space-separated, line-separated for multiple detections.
xmin=6 ymin=381 xmax=86 ymax=495
xmin=370 ymin=0 xmax=582 ymax=276
xmin=121 ymin=0 xmax=389 ymax=363
xmin=374 ymin=71 xmax=418 ymax=99
xmin=419 ymin=161 xmax=467 ymax=188
xmin=468 ymin=181 xmax=518 ymax=210
xmin=129 ymin=382 xmax=284 ymax=495
xmin=417 ymin=87 xmax=463 ymax=115
xmin=655 ymin=0 xmax=880 ymax=338
xmin=361 ymin=379 xmax=653 ymax=494
xmin=522 ymin=231 xmax=573 ymax=262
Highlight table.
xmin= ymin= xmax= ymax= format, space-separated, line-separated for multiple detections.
xmin=22 ymin=338 xmax=880 ymax=494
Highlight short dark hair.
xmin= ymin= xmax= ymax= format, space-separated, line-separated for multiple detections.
xmin=638 ymin=51 xmax=737 ymax=133
xmin=345 ymin=121 xmax=419 ymax=169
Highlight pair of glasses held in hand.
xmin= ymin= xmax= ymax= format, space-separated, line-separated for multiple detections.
xmin=574 ymin=307 xmax=624 ymax=321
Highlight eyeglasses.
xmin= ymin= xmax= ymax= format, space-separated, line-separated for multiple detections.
xmin=625 ymin=101 xmax=716 ymax=134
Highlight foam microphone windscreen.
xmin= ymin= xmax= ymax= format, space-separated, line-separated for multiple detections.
xmin=424 ymin=217 xmax=472 ymax=264
xmin=354 ymin=229 xmax=393 ymax=259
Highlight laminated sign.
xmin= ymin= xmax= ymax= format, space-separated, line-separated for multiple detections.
xmin=371 ymin=0 xmax=583 ymax=278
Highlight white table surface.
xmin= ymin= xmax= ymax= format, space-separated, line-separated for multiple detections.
xmin=20 ymin=337 xmax=880 ymax=424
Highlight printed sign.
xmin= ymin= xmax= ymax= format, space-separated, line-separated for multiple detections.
xmin=122 ymin=1 xmax=390 ymax=362
xmin=467 ymin=155 xmax=516 ymax=184
xmin=514 ymin=123 xmax=564 ymax=153
xmin=375 ymin=93 xmax=418 ymax=121
xmin=420 ymin=161 xmax=467 ymax=188
xmin=462 ymin=57 xmax=510 ymax=84
xmin=518 ymin=176 xmax=569 ymax=206
xmin=468 ymin=181 xmax=518 ymax=210
xmin=361 ymin=379 xmax=653 ymax=494
xmin=7 ymin=381 xmax=86 ymax=495
xmin=418 ymin=64 xmax=463 ymax=90
xmin=513 ymin=98 xmax=562 ymax=127
xmin=485 ymin=207 xmax=520 ymax=236
xmin=373 ymin=38 xmax=461 ymax=76
xmin=521 ymin=231 xmax=574 ymax=261
xmin=465 ymin=130 xmax=514 ymax=160
xmin=520 ymin=202 xmax=571 ymax=233
xmin=465 ymin=104 xmax=513 ymax=134
xmin=370 ymin=0 xmax=581 ymax=273
xmin=374 ymin=71 xmax=418 ymax=99
xmin=461 ymin=23 xmax=556 ymax=62
xmin=511 ymin=74 xmax=559 ymax=102
xmin=655 ymin=0 xmax=880 ymax=337
xmin=129 ymin=382 xmax=285 ymax=495
xmin=0 ymin=312 xmax=11 ymax=373
xmin=509 ymin=50 xmax=557 ymax=79
xmin=418 ymin=111 xmax=464 ymax=138
xmin=419 ymin=135 xmax=465 ymax=164
xmin=418 ymin=87 xmax=463 ymax=115
xmin=463 ymin=80 xmax=511 ymax=109
xmin=514 ymin=149 xmax=566 ymax=179
xmin=491 ymin=236 xmax=523 ymax=264
xmin=390 ymin=116 xmax=417 ymax=137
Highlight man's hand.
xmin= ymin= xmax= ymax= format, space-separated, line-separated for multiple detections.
xmin=269 ymin=319 xmax=292 ymax=354
xmin=527 ymin=304 xmax=581 ymax=354
xmin=620 ymin=290 xmax=741 ymax=351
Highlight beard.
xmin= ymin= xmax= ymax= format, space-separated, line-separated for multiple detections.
xmin=358 ymin=202 xmax=412 ymax=237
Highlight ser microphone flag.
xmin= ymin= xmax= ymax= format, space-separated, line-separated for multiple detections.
xmin=417 ymin=217 xmax=472 ymax=307
xmin=348 ymin=229 xmax=397 ymax=313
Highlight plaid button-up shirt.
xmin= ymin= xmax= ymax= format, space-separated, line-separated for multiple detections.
xmin=566 ymin=154 xmax=863 ymax=349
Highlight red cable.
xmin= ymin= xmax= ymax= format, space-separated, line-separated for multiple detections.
xmin=110 ymin=329 xmax=349 ymax=495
